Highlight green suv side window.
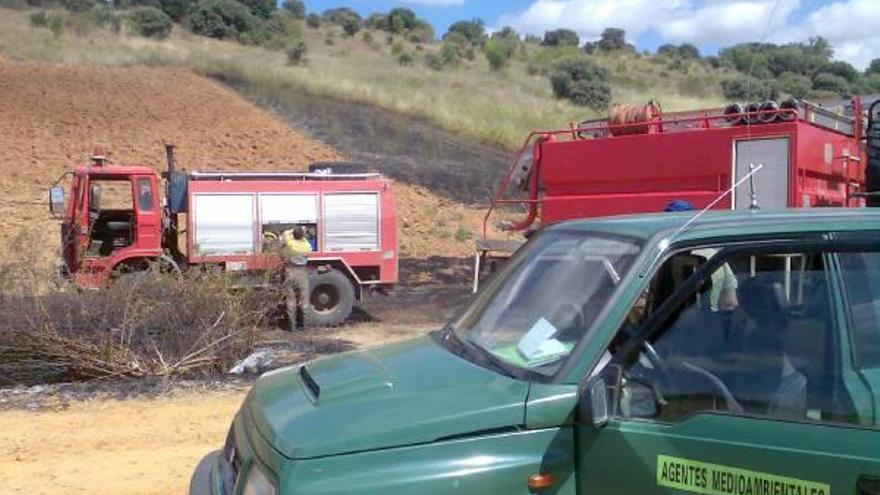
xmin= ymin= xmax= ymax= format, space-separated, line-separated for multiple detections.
xmin=839 ymin=252 xmax=880 ymax=369
xmin=617 ymin=249 xmax=863 ymax=426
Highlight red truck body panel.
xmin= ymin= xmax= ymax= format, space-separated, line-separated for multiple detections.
xmin=485 ymin=101 xmax=865 ymax=236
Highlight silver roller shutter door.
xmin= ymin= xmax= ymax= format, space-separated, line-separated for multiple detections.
xmin=323 ymin=193 xmax=379 ymax=251
xmin=733 ymin=138 xmax=790 ymax=210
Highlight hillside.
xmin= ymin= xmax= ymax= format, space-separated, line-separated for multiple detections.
xmin=0 ymin=57 xmax=488 ymax=263
xmin=0 ymin=9 xmax=726 ymax=151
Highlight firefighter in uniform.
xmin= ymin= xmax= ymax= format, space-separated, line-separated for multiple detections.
xmin=283 ymin=227 xmax=312 ymax=328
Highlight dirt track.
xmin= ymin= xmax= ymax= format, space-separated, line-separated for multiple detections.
xmin=0 ymin=391 xmax=245 ymax=495
xmin=0 ymin=57 xmax=489 ymax=262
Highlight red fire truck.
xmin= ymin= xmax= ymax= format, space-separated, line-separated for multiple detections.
xmin=476 ymin=98 xmax=872 ymax=288
xmin=49 ymin=147 xmax=398 ymax=326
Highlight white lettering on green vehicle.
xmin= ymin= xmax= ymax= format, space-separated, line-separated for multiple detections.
xmin=657 ymin=455 xmax=830 ymax=495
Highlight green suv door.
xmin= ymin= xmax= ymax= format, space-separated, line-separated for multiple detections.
xmin=577 ymin=237 xmax=880 ymax=495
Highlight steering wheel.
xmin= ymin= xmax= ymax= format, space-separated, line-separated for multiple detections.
xmin=639 ymin=341 xmax=744 ymax=414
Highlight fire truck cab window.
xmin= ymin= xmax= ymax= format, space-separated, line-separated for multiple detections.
xmin=86 ymin=179 xmax=134 ymax=257
xmin=136 ymin=178 xmax=153 ymax=211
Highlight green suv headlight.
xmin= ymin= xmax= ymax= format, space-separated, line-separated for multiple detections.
xmin=243 ymin=464 xmax=276 ymax=495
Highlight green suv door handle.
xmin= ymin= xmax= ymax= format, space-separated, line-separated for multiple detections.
xmin=859 ymin=475 xmax=880 ymax=495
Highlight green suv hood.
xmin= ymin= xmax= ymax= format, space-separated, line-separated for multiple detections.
xmin=246 ymin=336 xmax=529 ymax=459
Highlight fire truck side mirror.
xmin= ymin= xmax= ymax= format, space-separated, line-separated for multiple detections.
xmin=49 ymin=186 xmax=65 ymax=218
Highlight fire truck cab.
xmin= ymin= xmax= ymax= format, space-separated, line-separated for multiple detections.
xmin=49 ymin=150 xmax=398 ymax=327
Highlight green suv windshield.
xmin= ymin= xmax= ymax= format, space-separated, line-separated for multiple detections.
xmin=454 ymin=230 xmax=643 ymax=376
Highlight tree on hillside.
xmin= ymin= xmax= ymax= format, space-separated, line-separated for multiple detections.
xmin=542 ymin=28 xmax=579 ymax=47
xmin=822 ymin=60 xmax=859 ymax=83
xmin=444 ymin=18 xmax=486 ymax=46
xmin=582 ymin=27 xmax=632 ymax=53
xmin=867 ymin=59 xmax=880 ymax=76
xmin=490 ymin=26 xmax=520 ymax=58
xmin=812 ymin=72 xmax=850 ymax=96
xmin=127 ymin=6 xmax=173 ymax=39
xmin=387 ymin=7 xmax=416 ymax=33
xmin=721 ymin=75 xmax=777 ymax=100
xmin=187 ymin=0 xmax=257 ymax=39
xmin=657 ymin=43 xmax=700 ymax=59
xmin=778 ymin=72 xmax=812 ymax=99
xmin=597 ymin=27 xmax=627 ymax=51
xmin=281 ymin=0 xmax=305 ymax=19
xmin=365 ymin=12 xmax=387 ymax=30
xmin=549 ymin=56 xmax=611 ymax=109
xmin=238 ymin=0 xmax=274 ymax=19
xmin=323 ymin=7 xmax=361 ymax=36
xmin=157 ymin=0 xmax=191 ymax=22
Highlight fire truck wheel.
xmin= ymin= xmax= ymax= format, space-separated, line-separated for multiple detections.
xmin=304 ymin=269 xmax=355 ymax=327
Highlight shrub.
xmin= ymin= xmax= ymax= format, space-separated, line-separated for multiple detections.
xmin=361 ymin=30 xmax=373 ymax=43
xmin=48 ymin=12 xmax=64 ymax=36
xmin=424 ymin=52 xmax=443 ymax=70
xmin=443 ymin=18 xmax=485 ymax=46
xmin=322 ymin=7 xmax=360 ymax=35
xmin=721 ymin=75 xmax=776 ymax=101
xmin=812 ymin=72 xmax=850 ymax=96
xmin=127 ymin=6 xmax=172 ymax=39
xmin=391 ymin=41 xmax=403 ymax=55
xmin=91 ymin=3 xmax=120 ymax=31
xmin=778 ymin=72 xmax=812 ymax=99
xmin=542 ymin=28 xmax=578 ymax=47
xmin=238 ymin=0 xmax=273 ymax=18
xmin=61 ymin=0 xmax=94 ymax=13
xmin=281 ymin=0 xmax=304 ymax=19
xmin=867 ymin=58 xmax=880 ymax=76
xmin=568 ymin=79 xmax=611 ymax=109
xmin=29 ymin=10 xmax=48 ymax=27
xmin=549 ymin=57 xmax=609 ymax=97
xmin=286 ymin=38 xmax=306 ymax=65
xmin=454 ymin=226 xmax=472 ymax=242
xmin=398 ymin=52 xmax=413 ymax=67
xmin=187 ymin=0 xmax=256 ymax=40
xmin=305 ymin=13 xmax=319 ymax=28
xmin=484 ymin=38 xmax=508 ymax=71
xmin=158 ymin=0 xmax=190 ymax=22
xmin=340 ymin=15 xmax=359 ymax=36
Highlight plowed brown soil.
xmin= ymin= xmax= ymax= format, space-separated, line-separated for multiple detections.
xmin=0 ymin=57 xmax=486 ymax=263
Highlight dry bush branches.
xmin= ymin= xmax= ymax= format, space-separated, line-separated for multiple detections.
xmin=0 ymin=252 xmax=282 ymax=385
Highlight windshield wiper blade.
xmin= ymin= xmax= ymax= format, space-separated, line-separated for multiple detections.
xmin=460 ymin=337 xmax=519 ymax=379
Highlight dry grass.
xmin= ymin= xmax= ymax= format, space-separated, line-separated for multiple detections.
xmin=0 ymin=235 xmax=281 ymax=385
xmin=0 ymin=9 xmax=724 ymax=149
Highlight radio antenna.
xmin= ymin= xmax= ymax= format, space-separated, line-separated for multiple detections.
xmin=657 ymin=163 xmax=765 ymax=254
xmin=748 ymin=163 xmax=760 ymax=209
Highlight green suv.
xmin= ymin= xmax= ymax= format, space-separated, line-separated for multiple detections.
xmin=190 ymin=209 xmax=880 ymax=495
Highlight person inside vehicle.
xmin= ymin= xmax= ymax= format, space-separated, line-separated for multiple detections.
xmin=664 ymin=200 xmax=739 ymax=311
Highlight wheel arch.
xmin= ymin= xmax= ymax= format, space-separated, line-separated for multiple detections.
xmin=307 ymin=258 xmax=362 ymax=300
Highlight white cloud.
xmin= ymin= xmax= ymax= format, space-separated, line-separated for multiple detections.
xmin=497 ymin=0 xmax=683 ymax=41
xmin=496 ymin=0 xmax=880 ymax=69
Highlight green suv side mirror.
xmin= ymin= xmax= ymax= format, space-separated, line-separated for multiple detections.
xmin=49 ymin=186 xmax=65 ymax=218
xmin=579 ymin=364 xmax=621 ymax=428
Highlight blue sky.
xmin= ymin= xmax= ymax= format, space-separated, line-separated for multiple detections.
xmin=302 ymin=0 xmax=880 ymax=69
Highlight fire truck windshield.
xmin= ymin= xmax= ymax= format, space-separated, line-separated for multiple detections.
xmin=452 ymin=230 xmax=643 ymax=376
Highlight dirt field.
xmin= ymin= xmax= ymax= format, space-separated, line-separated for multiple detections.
xmin=0 ymin=57 xmax=490 ymax=262
xmin=0 ymin=57 xmax=484 ymax=494
xmin=0 ymin=390 xmax=245 ymax=495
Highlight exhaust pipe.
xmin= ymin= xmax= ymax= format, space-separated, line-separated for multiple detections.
xmin=165 ymin=143 xmax=176 ymax=177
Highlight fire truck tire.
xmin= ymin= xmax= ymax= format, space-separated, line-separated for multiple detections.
xmin=304 ymin=269 xmax=355 ymax=327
